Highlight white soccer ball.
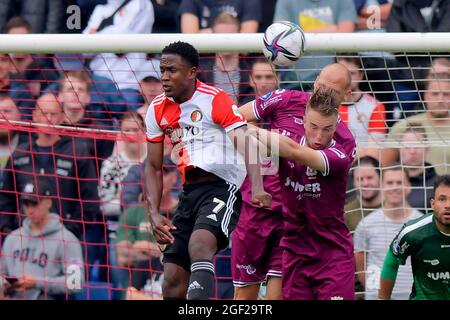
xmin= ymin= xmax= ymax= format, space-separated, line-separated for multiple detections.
xmin=262 ymin=21 xmax=306 ymax=67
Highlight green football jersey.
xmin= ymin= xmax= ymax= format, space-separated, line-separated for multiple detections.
xmin=389 ymin=213 xmax=450 ymax=300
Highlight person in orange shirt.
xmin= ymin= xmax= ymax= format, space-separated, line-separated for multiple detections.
xmin=337 ymin=54 xmax=387 ymax=143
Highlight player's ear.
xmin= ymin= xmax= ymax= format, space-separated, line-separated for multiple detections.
xmin=189 ymin=66 xmax=197 ymax=80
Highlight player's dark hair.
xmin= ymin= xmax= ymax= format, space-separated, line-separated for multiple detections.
xmin=162 ymin=41 xmax=199 ymax=68
xmin=307 ymin=87 xmax=340 ymax=117
xmin=433 ymin=174 xmax=450 ymax=196
xmin=354 ymin=155 xmax=380 ymax=177
xmin=381 ymin=163 xmax=410 ymax=181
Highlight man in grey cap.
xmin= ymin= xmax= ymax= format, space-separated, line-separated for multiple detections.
xmin=0 ymin=178 xmax=84 ymax=300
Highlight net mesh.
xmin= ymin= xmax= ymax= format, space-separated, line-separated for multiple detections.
xmin=0 ymin=50 xmax=449 ymax=300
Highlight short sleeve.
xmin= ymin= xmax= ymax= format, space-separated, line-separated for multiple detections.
xmin=145 ymin=103 xmax=164 ymax=142
xmin=337 ymin=0 xmax=358 ymax=23
xmin=319 ymin=143 xmax=353 ymax=176
xmin=212 ymin=91 xmax=247 ymax=132
xmin=178 ymin=0 xmax=198 ymax=16
xmin=240 ymin=0 xmax=262 ymax=22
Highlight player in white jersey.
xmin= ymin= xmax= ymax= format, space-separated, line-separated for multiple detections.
xmin=144 ymin=41 xmax=271 ymax=300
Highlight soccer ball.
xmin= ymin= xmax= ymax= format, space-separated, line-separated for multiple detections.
xmin=262 ymin=21 xmax=306 ymax=67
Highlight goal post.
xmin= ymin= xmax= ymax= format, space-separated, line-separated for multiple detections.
xmin=0 ymin=32 xmax=448 ymax=300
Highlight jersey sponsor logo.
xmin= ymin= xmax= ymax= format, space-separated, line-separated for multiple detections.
xmin=190 ymin=110 xmax=203 ymax=123
xmin=165 ymin=126 xmax=201 ymax=144
xmin=427 ymin=272 xmax=450 ymax=281
xmin=284 ymin=176 xmax=321 ymax=199
xmin=423 ymin=259 xmax=440 ymax=266
xmin=236 ymin=264 xmax=257 ymax=275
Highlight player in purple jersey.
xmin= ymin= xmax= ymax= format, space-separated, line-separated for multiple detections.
xmin=233 ymin=63 xmax=355 ymax=300
xmin=252 ymin=87 xmax=357 ymax=300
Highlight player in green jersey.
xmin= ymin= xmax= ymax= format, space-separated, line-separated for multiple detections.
xmin=379 ymin=175 xmax=450 ymax=300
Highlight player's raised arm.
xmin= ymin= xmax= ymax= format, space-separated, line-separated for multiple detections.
xmin=228 ymin=125 xmax=272 ymax=208
xmin=251 ymin=126 xmax=327 ymax=173
xmin=239 ymin=100 xmax=258 ymax=122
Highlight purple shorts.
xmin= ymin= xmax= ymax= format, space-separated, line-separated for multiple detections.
xmin=282 ymin=248 xmax=355 ymax=300
xmin=231 ymin=202 xmax=283 ymax=287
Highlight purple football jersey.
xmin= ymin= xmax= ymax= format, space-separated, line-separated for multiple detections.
xmin=253 ymin=89 xmax=356 ymax=259
xmin=240 ymin=89 xmax=310 ymax=210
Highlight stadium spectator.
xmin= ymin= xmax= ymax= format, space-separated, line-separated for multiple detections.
xmin=0 ymin=93 xmax=100 ymax=240
xmin=354 ymin=165 xmax=421 ymax=300
xmin=243 ymin=58 xmax=279 ymax=104
xmin=0 ymin=0 xmax=71 ymax=34
xmin=0 ymin=178 xmax=84 ymax=300
xmin=384 ymin=74 xmax=450 ymax=175
xmin=0 ymin=94 xmax=29 ymax=189
xmin=116 ymin=163 xmax=179 ymax=299
xmin=345 ymin=156 xmax=382 ymax=233
xmin=197 ymin=12 xmax=253 ymax=104
xmin=337 ymin=54 xmax=387 ymax=143
xmin=5 ymin=16 xmax=59 ymax=98
xmin=274 ymin=0 xmax=357 ymax=90
xmin=49 ymin=55 xmax=127 ymax=123
xmin=258 ymin=0 xmax=278 ymax=32
xmin=386 ymin=0 xmax=450 ymax=86
xmin=0 ymin=53 xmax=34 ymax=119
xmin=151 ymin=0 xmax=181 ymax=33
xmin=121 ymin=156 xmax=179 ymax=211
xmin=379 ymin=174 xmax=450 ymax=300
xmin=354 ymin=0 xmax=392 ymax=31
xmin=429 ymin=57 xmax=450 ymax=77
xmin=83 ymin=0 xmax=155 ymax=110
xmin=100 ymin=112 xmax=147 ymax=220
xmin=400 ymin=126 xmax=438 ymax=213
xmin=136 ymin=59 xmax=163 ymax=111
xmin=179 ymin=0 xmax=261 ymax=33
xmin=58 ymin=70 xmax=115 ymax=166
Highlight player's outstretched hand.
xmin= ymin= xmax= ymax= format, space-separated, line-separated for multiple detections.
xmin=149 ymin=213 xmax=176 ymax=245
xmin=252 ymin=191 xmax=272 ymax=208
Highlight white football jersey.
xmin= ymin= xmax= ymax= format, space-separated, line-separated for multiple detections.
xmin=145 ymin=80 xmax=247 ymax=187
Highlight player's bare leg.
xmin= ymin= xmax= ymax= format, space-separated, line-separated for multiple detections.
xmin=187 ymin=229 xmax=218 ymax=300
xmin=265 ymin=276 xmax=283 ymax=300
xmin=162 ymin=263 xmax=190 ymax=299
xmin=234 ymin=284 xmax=260 ymax=300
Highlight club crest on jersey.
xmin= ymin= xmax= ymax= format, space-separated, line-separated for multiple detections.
xmin=190 ymin=110 xmax=203 ymax=123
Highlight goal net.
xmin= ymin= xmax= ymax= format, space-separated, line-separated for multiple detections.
xmin=0 ymin=33 xmax=449 ymax=300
